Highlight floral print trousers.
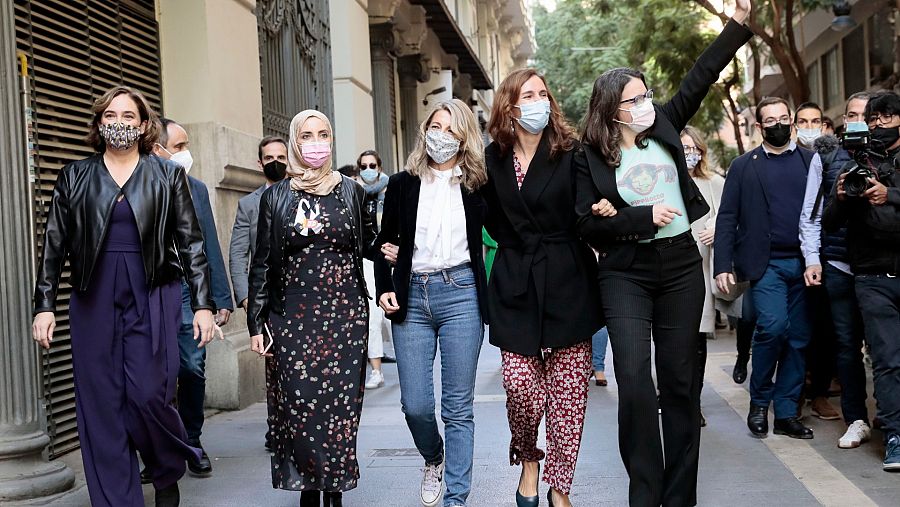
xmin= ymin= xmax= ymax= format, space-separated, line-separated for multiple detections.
xmin=501 ymin=340 xmax=592 ymax=495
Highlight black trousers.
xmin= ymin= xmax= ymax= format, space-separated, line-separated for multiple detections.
xmin=805 ymin=285 xmax=837 ymax=398
xmin=855 ymin=274 xmax=900 ymax=439
xmin=600 ymin=233 xmax=706 ymax=507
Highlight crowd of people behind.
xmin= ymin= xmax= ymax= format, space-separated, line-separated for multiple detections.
xmin=29 ymin=0 xmax=900 ymax=506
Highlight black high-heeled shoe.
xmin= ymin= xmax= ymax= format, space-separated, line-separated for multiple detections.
xmin=547 ymin=488 xmax=555 ymax=507
xmin=515 ymin=462 xmax=540 ymax=507
xmin=300 ymin=490 xmax=321 ymax=507
xmin=323 ymin=491 xmax=342 ymax=507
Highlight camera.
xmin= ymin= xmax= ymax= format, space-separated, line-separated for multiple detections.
xmin=843 ymin=163 xmax=875 ymax=198
xmin=841 ymin=126 xmax=870 ymax=151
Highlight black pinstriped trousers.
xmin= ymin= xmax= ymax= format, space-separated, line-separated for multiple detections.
xmin=599 ymin=233 xmax=706 ymax=507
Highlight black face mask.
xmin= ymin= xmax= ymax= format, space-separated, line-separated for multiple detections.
xmin=263 ymin=160 xmax=287 ymax=181
xmin=762 ymin=123 xmax=792 ymax=148
xmin=870 ymin=126 xmax=900 ymax=153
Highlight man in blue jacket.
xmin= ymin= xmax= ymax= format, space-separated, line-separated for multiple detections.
xmin=715 ymin=97 xmax=816 ymax=440
xmin=153 ymin=118 xmax=234 ymax=476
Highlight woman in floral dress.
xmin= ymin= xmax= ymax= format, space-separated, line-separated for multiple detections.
xmin=247 ymin=110 xmax=376 ymax=507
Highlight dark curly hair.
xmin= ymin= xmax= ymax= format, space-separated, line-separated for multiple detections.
xmin=86 ymin=85 xmax=160 ymax=154
xmin=581 ymin=68 xmax=649 ymax=168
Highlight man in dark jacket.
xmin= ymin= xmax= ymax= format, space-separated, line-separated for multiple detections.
xmin=800 ymin=93 xmax=872 ymax=449
xmin=824 ymin=91 xmax=900 ymax=472
xmin=715 ymin=97 xmax=816 ymax=440
xmin=153 ymin=118 xmax=234 ymax=476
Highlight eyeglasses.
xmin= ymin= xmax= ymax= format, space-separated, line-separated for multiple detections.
xmin=761 ymin=116 xmax=792 ymax=128
xmin=359 ymin=163 xmax=378 ymax=169
xmin=682 ymin=146 xmax=700 ymax=154
xmin=867 ymin=113 xmax=898 ymax=127
xmin=620 ymin=89 xmax=654 ymax=107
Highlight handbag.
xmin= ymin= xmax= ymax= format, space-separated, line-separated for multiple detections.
xmin=702 ymin=177 xmax=748 ymax=301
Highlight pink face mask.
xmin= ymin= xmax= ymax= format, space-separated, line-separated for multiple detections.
xmin=300 ymin=141 xmax=331 ymax=168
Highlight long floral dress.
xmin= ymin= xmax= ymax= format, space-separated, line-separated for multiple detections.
xmin=268 ymin=187 xmax=368 ymax=492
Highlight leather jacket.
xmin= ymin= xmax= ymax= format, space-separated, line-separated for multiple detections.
xmin=33 ymin=154 xmax=213 ymax=315
xmin=247 ymin=176 xmax=376 ymax=336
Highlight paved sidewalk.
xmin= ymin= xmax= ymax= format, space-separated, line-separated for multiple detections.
xmin=14 ymin=330 xmax=900 ymax=506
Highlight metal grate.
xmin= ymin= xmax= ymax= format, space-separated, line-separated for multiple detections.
xmin=256 ymin=0 xmax=334 ymax=140
xmin=14 ymin=0 xmax=162 ymax=459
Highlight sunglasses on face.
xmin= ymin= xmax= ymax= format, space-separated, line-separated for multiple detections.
xmin=359 ymin=163 xmax=378 ymax=169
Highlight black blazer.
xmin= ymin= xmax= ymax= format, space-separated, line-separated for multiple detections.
xmin=247 ymin=176 xmax=376 ymax=336
xmin=34 ymin=153 xmax=212 ymax=314
xmin=714 ymin=145 xmax=815 ymax=282
xmin=575 ymin=19 xmax=753 ymax=271
xmin=373 ymin=170 xmax=488 ymax=324
xmin=483 ymin=137 xmax=602 ymax=356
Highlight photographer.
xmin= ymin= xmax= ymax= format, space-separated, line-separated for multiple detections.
xmin=823 ymin=90 xmax=900 ymax=472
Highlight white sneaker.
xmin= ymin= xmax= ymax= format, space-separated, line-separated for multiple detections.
xmin=420 ymin=458 xmax=445 ymax=507
xmin=838 ymin=420 xmax=871 ymax=449
xmin=365 ymin=369 xmax=384 ymax=389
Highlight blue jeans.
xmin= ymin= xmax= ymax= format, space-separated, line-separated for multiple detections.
xmin=591 ymin=327 xmax=608 ymax=371
xmin=749 ymin=258 xmax=811 ymax=418
xmin=177 ymin=283 xmax=206 ymax=443
xmin=392 ymin=264 xmax=484 ymax=507
xmin=823 ymin=263 xmax=868 ymax=424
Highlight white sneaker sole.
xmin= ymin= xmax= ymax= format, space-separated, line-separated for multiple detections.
xmin=883 ymin=461 xmax=900 ymax=471
xmin=365 ymin=381 xmax=384 ymax=389
xmin=421 ymin=490 xmax=442 ymax=507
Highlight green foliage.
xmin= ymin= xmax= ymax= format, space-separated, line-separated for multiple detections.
xmin=533 ymin=0 xmax=741 ymax=138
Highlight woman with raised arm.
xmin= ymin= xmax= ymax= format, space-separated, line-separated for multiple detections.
xmin=574 ymin=2 xmax=753 ymax=505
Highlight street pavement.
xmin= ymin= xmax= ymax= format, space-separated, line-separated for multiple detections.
xmin=14 ymin=329 xmax=900 ymax=506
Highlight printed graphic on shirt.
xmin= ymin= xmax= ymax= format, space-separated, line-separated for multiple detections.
xmin=616 ymin=163 xmax=678 ymax=202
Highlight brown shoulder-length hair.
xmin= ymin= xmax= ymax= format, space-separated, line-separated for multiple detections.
xmin=405 ymin=99 xmax=487 ymax=192
xmin=86 ymin=85 xmax=160 ymax=154
xmin=581 ymin=67 xmax=650 ymax=168
xmin=486 ymin=68 xmax=575 ymax=159
xmin=680 ymin=126 xmax=713 ymax=179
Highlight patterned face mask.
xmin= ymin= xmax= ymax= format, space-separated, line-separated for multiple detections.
xmin=99 ymin=122 xmax=141 ymax=150
xmin=425 ymin=129 xmax=461 ymax=164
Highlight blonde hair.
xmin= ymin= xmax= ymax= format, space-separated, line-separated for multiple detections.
xmin=680 ymin=125 xmax=714 ymax=179
xmin=405 ymin=99 xmax=487 ymax=192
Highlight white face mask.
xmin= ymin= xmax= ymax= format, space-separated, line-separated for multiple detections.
xmin=797 ymin=127 xmax=821 ymax=147
xmin=169 ymin=149 xmax=194 ymax=173
xmin=615 ymin=99 xmax=656 ymax=134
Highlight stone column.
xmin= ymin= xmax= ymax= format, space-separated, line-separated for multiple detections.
xmin=397 ymin=54 xmax=429 ymax=160
xmin=0 ymin=0 xmax=75 ymax=501
xmin=369 ymin=23 xmax=398 ymax=174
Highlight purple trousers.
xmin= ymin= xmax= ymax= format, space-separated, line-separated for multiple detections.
xmin=69 ymin=244 xmax=200 ymax=506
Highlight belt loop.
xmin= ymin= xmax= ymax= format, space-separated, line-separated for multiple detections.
xmin=442 ymin=269 xmax=450 ymax=283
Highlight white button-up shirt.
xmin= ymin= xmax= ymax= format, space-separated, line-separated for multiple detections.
xmin=411 ymin=166 xmax=470 ymax=273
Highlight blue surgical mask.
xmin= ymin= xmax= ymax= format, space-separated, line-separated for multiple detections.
xmin=515 ymin=100 xmax=551 ymax=134
xmin=845 ymin=121 xmax=869 ymax=133
xmin=360 ymin=168 xmax=378 ymax=182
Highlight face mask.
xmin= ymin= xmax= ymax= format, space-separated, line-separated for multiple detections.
xmin=796 ymin=127 xmax=821 ymax=147
xmin=870 ymin=126 xmax=900 ymax=152
xmin=99 ymin=122 xmax=141 ymax=150
xmin=300 ymin=141 xmax=331 ymax=168
xmin=615 ymin=99 xmax=656 ymax=134
xmin=515 ymin=100 xmax=551 ymax=134
xmin=360 ymin=168 xmax=379 ymax=182
xmin=425 ymin=130 xmax=461 ymax=164
xmin=845 ymin=121 xmax=869 ymax=133
xmin=263 ymin=160 xmax=287 ymax=181
xmin=685 ymin=153 xmax=701 ymax=169
xmin=762 ymin=123 xmax=792 ymax=148
xmin=169 ymin=150 xmax=193 ymax=173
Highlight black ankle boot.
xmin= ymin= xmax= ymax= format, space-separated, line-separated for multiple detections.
xmin=323 ymin=491 xmax=342 ymax=507
xmin=300 ymin=490 xmax=321 ymax=507
xmin=155 ymin=482 xmax=180 ymax=507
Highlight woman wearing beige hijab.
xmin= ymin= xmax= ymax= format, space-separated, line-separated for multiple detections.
xmin=247 ymin=110 xmax=376 ymax=507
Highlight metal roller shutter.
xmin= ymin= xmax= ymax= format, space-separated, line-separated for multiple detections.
xmin=14 ymin=0 xmax=161 ymax=459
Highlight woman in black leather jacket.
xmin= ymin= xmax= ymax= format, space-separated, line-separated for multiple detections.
xmin=247 ymin=110 xmax=375 ymax=507
xmin=31 ymin=86 xmax=218 ymax=507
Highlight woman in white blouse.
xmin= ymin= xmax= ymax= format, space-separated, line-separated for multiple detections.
xmin=373 ymin=99 xmax=489 ymax=507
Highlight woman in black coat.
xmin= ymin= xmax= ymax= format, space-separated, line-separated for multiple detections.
xmin=483 ymin=69 xmax=602 ymax=507
xmin=574 ymin=3 xmax=753 ymax=506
